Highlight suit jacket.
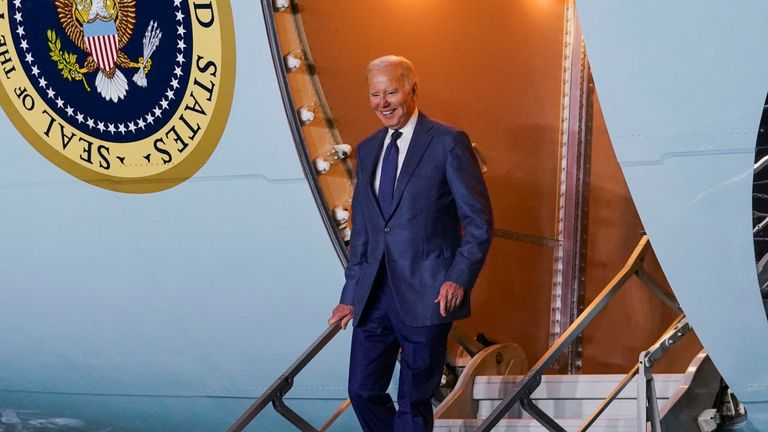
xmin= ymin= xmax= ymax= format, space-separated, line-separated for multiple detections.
xmin=340 ymin=113 xmax=493 ymax=327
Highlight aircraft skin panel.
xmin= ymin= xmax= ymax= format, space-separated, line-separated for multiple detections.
xmin=0 ymin=2 xmax=359 ymax=430
xmin=0 ymin=181 xmax=347 ymax=395
xmin=576 ymin=2 xmax=764 ymax=164
xmin=577 ymin=0 xmax=768 ymax=421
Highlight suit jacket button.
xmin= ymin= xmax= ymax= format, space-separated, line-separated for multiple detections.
xmin=384 ymin=227 xmax=391 ymax=233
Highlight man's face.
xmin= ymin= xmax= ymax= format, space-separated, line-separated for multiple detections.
xmin=367 ymin=65 xmax=417 ymax=130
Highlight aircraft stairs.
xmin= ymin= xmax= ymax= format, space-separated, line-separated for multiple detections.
xmin=433 ymin=372 xmax=691 ymax=431
xmin=228 ymin=236 xmax=731 ymax=432
xmin=431 ymin=334 xmax=723 ymax=432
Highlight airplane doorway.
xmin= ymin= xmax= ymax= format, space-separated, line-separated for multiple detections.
xmin=272 ymin=0 xmax=703 ymax=376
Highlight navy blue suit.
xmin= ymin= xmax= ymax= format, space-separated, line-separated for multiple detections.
xmin=342 ymin=113 xmax=492 ymax=431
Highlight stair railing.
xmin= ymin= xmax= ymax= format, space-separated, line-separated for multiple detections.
xmin=475 ymin=235 xmax=683 ymax=432
xmin=635 ymin=316 xmax=692 ymax=432
xmin=579 ymin=315 xmax=691 ymax=432
xmin=227 ymin=323 xmax=342 ymax=432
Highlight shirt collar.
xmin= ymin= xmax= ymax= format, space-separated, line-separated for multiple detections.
xmin=390 ymin=108 xmax=419 ymax=137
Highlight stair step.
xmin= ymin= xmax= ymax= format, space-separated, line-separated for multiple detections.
xmin=433 ymin=417 xmax=638 ymax=431
xmin=476 ymin=397 xmax=665 ymax=419
xmin=473 ymin=374 xmax=684 ymax=400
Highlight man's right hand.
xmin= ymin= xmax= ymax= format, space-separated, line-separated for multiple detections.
xmin=328 ymin=304 xmax=354 ymax=329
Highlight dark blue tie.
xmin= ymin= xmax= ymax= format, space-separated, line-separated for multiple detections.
xmin=378 ymin=130 xmax=402 ymax=215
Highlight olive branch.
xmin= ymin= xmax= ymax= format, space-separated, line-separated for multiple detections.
xmin=47 ymin=29 xmax=90 ymax=92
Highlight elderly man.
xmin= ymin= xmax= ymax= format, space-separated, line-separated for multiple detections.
xmin=328 ymin=55 xmax=492 ymax=432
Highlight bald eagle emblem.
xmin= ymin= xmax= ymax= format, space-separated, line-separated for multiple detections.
xmin=49 ymin=0 xmax=162 ymax=102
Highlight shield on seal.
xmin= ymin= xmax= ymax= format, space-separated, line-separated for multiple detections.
xmin=83 ymin=20 xmax=120 ymax=72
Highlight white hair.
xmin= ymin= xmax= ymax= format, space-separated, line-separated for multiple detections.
xmin=367 ymin=55 xmax=419 ymax=88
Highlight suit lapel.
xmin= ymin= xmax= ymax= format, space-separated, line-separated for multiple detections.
xmin=363 ymin=128 xmax=388 ymax=220
xmin=387 ymin=113 xmax=433 ymax=220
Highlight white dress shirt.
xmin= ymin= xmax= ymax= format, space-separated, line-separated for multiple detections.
xmin=374 ymin=109 xmax=419 ymax=195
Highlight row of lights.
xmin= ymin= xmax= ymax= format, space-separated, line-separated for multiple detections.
xmin=272 ymin=0 xmax=489 ymax=246
xmin=274 ymin=0 xmax=353 ymax=244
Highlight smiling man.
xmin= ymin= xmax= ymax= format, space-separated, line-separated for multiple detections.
xmin=328 ymin=55 xmax=492 ymax=432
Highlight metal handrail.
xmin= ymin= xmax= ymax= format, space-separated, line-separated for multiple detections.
xmin=475 ymin=235 xmax=681 ymax=431
xmin=637 ymin=316 xmax=692 ymax=432
xmin=579 ymin=315 xmax=690 ymax=431
xmin=582 ymin=363 xmax=640 ymax=431
xmin=227 ymin=323 xmax=342 ymax=432
xmin=318 ymin=400 xmax=352 ymax=432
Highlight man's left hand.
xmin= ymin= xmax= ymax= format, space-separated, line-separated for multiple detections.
xmin=435 ymin=281 xmax=465 ymax=317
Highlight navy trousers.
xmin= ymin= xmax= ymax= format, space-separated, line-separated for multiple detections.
xmin=348 ymin=267 xmax=451 ymax=432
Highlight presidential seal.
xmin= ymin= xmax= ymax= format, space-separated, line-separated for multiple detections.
xmin=0 ymin=0 xmax=235 ymax=192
